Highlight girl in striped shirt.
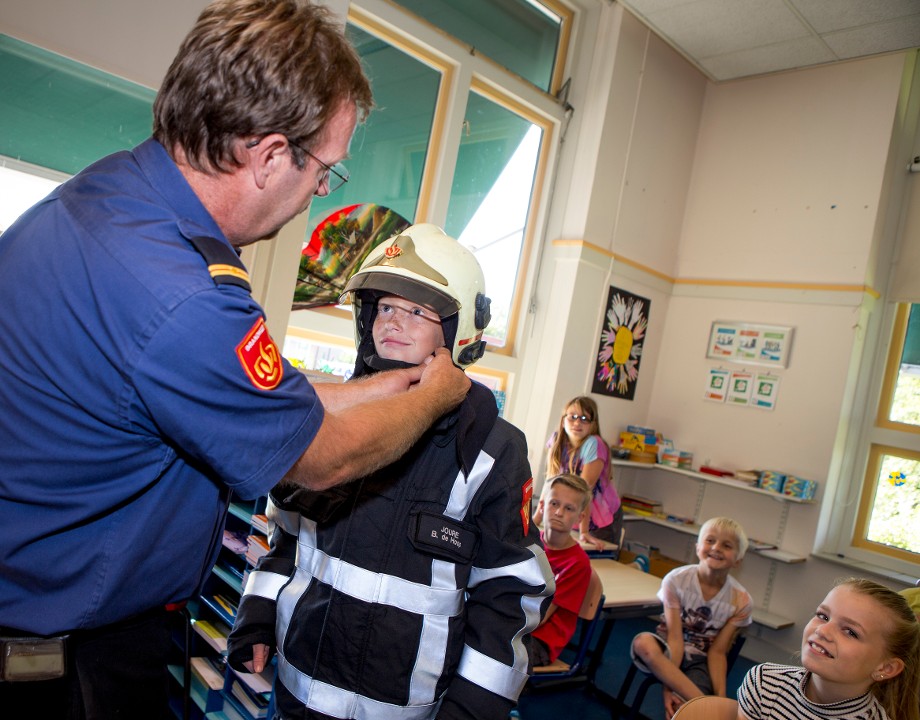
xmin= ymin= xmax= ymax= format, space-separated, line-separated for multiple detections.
xmin=738 ymin=578 xmax=919 ymax=720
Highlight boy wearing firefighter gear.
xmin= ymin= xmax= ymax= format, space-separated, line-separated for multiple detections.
xmin=228 ymin=224 xmax=554 ymax=719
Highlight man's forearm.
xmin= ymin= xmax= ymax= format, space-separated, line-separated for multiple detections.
xmin=284 ymin=382 xmax=450 ymax=490
xmin=312 ymin=371 xmax=412 ymax=413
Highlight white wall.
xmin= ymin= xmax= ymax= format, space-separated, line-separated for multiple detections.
xmin=679 ymin=54 xmax=904 ymax=285
xmin=615 ymin=52 xmax=911 ymax=659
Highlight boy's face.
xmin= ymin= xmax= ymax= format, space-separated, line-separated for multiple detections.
xmin=543 ymin=484 xmax=586 ymax=534
xmin=372 ymin=294 xmax=445 ymax=365
xmin=695 ymin=525 xmax=741 ymax=570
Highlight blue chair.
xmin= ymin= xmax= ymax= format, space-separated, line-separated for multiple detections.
xmin=528 ymin=568 xmax=605 ymax=688
xmin=614 ymin=632 xmax=746 ymax=719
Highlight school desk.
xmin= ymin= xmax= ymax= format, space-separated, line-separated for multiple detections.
xmin=585 ymin=558 xmax=663 ymax=707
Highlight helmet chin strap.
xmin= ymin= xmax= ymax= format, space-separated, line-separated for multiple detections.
xmin=362 ymin=353 xmax=417 ymax=372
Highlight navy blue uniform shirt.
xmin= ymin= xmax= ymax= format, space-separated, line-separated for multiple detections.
xmin=0 ymin=139 xmax=322 ymax=635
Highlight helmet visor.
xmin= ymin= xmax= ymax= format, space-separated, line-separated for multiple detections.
xmin=341 ymin=272 xmax=459 ymax=319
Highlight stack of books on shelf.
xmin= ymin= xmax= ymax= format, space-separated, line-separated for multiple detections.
xmin=225 ymin=668 xmax=273 ymax=719
xmin=190 ymin=656 xmax=226 ymax=701
xmin=620 ymin=493 xmax=664 ymax=517
xmin=251 ymin=513 xmax=269 ymax=535
xmin=192 ymin=617 xmax=231 ymax=654
xmin=202 ymin=593 xmax=239 ymax=626
xmin=246 ymin=534 xmax=270 ymax=567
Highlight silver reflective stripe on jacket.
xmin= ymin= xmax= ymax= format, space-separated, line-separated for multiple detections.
xmin=277 ymin=656 xmax=441 ymax=720
xmin=272 ymin=447 xmax=545 ymax=715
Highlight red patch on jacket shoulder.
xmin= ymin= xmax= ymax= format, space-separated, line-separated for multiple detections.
xmin=521 ymin=477 xmax=534 ymax=535
xmin=236 ymin=317 xmax=283 ymax=390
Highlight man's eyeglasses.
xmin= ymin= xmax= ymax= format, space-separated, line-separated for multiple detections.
xmin=565 ymin=413 xmax=592 ymax=423
xmin=244 ymin=137 xmax=349 ymax=194
xmin=298 ymin=146 xmax=349 ymax=194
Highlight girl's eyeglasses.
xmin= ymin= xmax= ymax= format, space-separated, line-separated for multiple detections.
xmin=565 ymin=413 xmax=592 ymax=423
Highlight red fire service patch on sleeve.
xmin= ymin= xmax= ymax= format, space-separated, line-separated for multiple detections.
xmin=521 ymin=477 xmax=534 ymax=535
xmin=236 ymin=317 xmax=283 ymax=390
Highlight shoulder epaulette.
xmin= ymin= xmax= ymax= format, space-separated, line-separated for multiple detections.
xmin=186 ymin=235 xmax=251 ymax=292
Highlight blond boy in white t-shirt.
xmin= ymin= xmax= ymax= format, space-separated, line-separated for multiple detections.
xmin=630 ymin=517 xmax=753 ymax=719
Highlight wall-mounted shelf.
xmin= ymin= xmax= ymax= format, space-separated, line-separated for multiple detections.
xmin=623 ymin=511 xmax=806 ymax=563
xmin=611 ymin=459 xmax=814 ymax=504
xmin=613 ymin=459 xmax=807 ymax=632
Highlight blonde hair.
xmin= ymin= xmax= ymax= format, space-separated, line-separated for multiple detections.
xmin=697 ymin=516 xmax=749 ymax=560
xmin=547 ymin=396 xmax=600 ymax=476
xmin=544 ymin=474 xmax=591 ymax=512
xmin=836 ymin=577 xmax=920 ymax=720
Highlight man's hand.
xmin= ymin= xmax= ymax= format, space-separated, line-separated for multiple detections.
xmin=415 ymin=348 xmax=470 ymax=415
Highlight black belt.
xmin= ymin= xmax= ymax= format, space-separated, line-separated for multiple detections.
xmin=0 ymin=602 xmax=187 ymax=683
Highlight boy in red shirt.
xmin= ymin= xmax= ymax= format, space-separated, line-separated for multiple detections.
xmin=531 ymin=473 xmax=593 ymax=666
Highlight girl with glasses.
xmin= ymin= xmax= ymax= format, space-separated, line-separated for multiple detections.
xmin=535 ymin=396 xmax=623 ymax=551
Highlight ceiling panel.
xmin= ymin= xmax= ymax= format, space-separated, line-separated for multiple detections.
xmin=616 ymin=0 xmax=920 ymax=81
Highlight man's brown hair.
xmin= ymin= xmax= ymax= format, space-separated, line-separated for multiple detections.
xmin=153 ymin=0 xmax=373 ymax=173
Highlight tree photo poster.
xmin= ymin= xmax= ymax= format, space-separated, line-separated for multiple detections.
xmin=592 ymin=286 xmax=650 ymax=401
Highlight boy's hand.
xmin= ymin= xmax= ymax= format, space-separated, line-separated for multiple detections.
xmin=662 ymin=688 xmax=685 ymax=720
xmin=579 ymin=531 xmax=605 ymax=551
xmin=244 ymin=643 xmax=270 ymax=674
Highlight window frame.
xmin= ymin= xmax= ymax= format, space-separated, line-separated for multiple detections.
xmin=817 ymin=301 xmax=920 ymax=581
xmin=295 ymin=0 xmax=568 ymax=360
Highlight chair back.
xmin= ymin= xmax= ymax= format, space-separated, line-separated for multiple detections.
xmin=530 ymin=567 xmax=604 ymax=681
xmin=579 ymin=567 xmax=603 ymax=620
xmin=671 ymin=695 xmax=738 ymax=719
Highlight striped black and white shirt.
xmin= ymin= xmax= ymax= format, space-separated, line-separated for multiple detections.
xmin=738 ymin=663 xmax=889 ymax=720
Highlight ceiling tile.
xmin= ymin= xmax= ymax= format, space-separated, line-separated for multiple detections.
xmin=822 ymin=15 xmax=920 ymax=59
xmin=700 ymin=36 xmax=836 ymax=81
xmin=616 ymin=0 xmax=920 ymax=81
xmin=644 ymin=0 xmax=810 ymax=59
xmin=791 ymin=0 xmax=920 ymax=34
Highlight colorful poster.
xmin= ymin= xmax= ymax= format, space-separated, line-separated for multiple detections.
xmin=707 ymin=323 xmax=737 ymax=358
xmin=704 ymin=368 xmax=730 ymax=402
xmin=727 ymin=370 xmax=754 ymax=406
xmin=592 ymin=286 xmax=650 ymax=401
xmin=706 ymin=321 xmax=794 ymax=367
xmin=292 ymin=203 xmax=411 ymax=310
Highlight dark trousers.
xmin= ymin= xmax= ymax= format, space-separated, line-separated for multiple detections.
xmin=0 ymin=608 xmax=174 ymax=719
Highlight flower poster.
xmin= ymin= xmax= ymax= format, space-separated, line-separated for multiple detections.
xmin=592 ymin=286 xmax=650 ymax=401
xmin=751 ymin=373 xmax=780 ymax=410
xmin=704 ymin=367 xmax=731 ymax=403
xmin=727 ymin=370 xmax=754 ymax=406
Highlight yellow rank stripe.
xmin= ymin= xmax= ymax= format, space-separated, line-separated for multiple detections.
xmin=208 ymin=264 xmax=250 ymax=282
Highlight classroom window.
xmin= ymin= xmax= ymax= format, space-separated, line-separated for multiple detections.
xmin=854 ymin=445 xmax=920 ymax=559
xmin=0 ymin=160 xmax=65 ymax=233
xmin=0 ymin=34 xmax=155 ymax=176
xmin=289 ymin=0 xmax=566 ymax=361
xmin=850 ymin=304 xmax=920 ymax=567
xmin=387 ymin=0 xmax=569 ymax=93
xmin=446 ymin=89 xmax=545 ymax=349
xmin=304 ymin=20 xmax=443 ymax=235
xmin=878 ymin=303 xmax=920 ymax=429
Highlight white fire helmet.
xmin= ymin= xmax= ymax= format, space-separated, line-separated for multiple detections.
xmin=339 ymin=223 xmax=491 ymax=368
